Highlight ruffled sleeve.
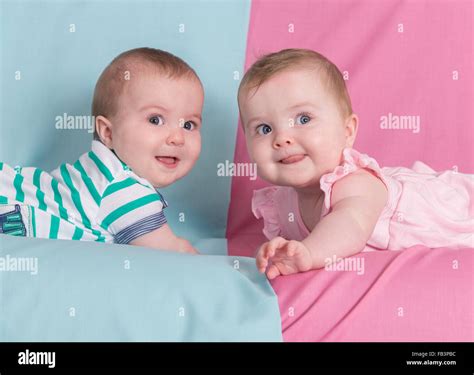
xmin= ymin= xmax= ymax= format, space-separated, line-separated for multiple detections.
xmin=251 ymin=187 xmax=281 ymax=240
xmin=319 ymin=148 xmax=388 ymax=217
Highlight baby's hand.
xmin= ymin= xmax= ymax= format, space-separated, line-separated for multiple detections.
xmin=130 ymin=224 xmax=199 ymax=254
xmin=177 ymin=238 xmax=199 ymax=255
xmin=256 ymin=237 xmax=313 ymax=279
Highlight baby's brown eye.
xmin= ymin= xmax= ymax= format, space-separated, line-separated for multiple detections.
xmin=149 ymin=115 xmax=164 ymax=126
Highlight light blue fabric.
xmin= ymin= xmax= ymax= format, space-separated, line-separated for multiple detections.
xmin=0 ymin=234 xmax=283 ymax=341
xmin=0 ymin=0 xmax=251 ymax=245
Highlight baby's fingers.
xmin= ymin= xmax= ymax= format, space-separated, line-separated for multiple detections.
xmin=256 ymin=250 xmax=269 ymax=273
xmin=266 ymin=264 xmax=281 ymax=280
xmin=266 ymin=237 xmax=287 ymax=258
xmin=256 ymin=243 xmax=272 ymax=272
xmin=286 ymin=240 xmax=299 ymax=257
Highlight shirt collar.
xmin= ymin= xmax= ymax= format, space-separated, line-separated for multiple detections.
xmin=91 ymin=141 xmax=165 ymax=200
xmin=91 ymin=140 xmax=131 ymax=173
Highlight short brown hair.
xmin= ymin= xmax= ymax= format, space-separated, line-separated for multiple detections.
xmin=92 ymin=47 xmax=200 ymax=140
xmin=238 ymin=48 xmax=352 ymax=119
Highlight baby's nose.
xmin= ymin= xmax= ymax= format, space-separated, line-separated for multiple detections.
xmin=273 ymin=136 xmax=293 ymax=149
xmin=167 ymin=128 xmax=185 ymax=146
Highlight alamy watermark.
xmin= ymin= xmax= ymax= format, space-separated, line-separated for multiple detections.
xmin=55 ymin=113 xmax=95 ymax=133
xmin=0 ymin=254 xmax=38 ymax=275
xmin=18 ymin=350 xmax=55 ymax=368
xmin=380 ymin=113 xmax=420 ymax=134
xmin=217 ymin=160 xmax=257 ymax=181
xmin=324 ymin=255 xmax=365 ymax=275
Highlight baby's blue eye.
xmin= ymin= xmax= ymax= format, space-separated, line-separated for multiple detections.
xmin=149 ymin=115 xmax=164 ymax=126
xmin=182 ymin=121 xmax=195 ymax=131
xmin=297 ymin=114 xmax=311 ymax=125
xmin=257 ymin=124 xmax=272 ymax=135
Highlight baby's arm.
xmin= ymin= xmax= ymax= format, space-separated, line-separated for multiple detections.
xmin=303 ymin=169 xmax=387 ymax=267
xmin=257 ymin=169 xmax=387 ymax=278
xmin=130 ymin=223 xmax=198 ymax=254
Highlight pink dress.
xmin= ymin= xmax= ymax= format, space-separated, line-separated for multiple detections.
xmin=252 ymin=148 xmax=474 ymax=251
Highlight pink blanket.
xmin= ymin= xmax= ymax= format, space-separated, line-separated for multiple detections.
xmin=273 ymin=246 xmax=473 ymax=342
xmin=228 ymin=235 xmax=473 ymax=341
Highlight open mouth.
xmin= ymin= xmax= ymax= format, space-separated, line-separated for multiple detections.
xmin=155 ymin=156 xmax=180 ymax=169
xmin=279 ymin=154 xmax=306 ymax=164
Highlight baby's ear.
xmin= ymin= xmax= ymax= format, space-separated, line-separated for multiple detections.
xmin=344 ymin=113 xmax=359 ymax=148
xmin=95 ymin=115 xmax=114 ymax=148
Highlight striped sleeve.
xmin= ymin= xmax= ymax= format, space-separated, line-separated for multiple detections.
xmin=96 ymin=176 xmax=167 ymax=244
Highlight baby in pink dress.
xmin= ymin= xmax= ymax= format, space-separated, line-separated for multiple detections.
xmin=238 ymin=48 xmax=474 ymax=279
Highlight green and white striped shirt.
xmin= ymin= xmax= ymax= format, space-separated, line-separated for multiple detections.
xmin=0 ymin=140 xmax=167 ymax=244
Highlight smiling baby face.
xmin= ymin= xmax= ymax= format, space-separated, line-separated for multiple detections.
xmin=239 ymin=50 xmax=358 ymax=189
xmin=93 ymin=48 xmax=204 ymax=188
xmin=105 ymin=72 xmax=203 ymax=188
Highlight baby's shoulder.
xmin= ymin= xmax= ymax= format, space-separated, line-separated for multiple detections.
xmin=331 ymin=168 xmax=388 ymax=205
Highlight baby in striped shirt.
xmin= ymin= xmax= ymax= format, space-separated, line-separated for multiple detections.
xmin=0 ymin=48 xmax=202 ymax=254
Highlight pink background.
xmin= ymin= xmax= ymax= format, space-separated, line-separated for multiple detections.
xmin=227 ymin=0 xmax=473 ymax=341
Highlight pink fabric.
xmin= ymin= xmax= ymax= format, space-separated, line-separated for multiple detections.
xmin=226 ymin=0 xmax=473 ymax=341
xmin=272 ymin=246 xmax=473 ymax=342
xmin=252 ymin=147 xmax=474 ymax=250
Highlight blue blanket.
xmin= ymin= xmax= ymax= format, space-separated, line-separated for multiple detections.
xmin=0 ymin=234 xmax=282 ymax=341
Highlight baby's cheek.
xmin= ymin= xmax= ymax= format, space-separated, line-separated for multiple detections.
xmin=257 ymin=164 xmax=278 ymax=182
xmin=249 ymin=143 xmax=267 ymax=162
xmin=189 ymin=143 xmax=201 ymax=163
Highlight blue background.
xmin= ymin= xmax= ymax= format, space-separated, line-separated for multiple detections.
xmin=0 ymin=0 xmax=251 ymax=251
